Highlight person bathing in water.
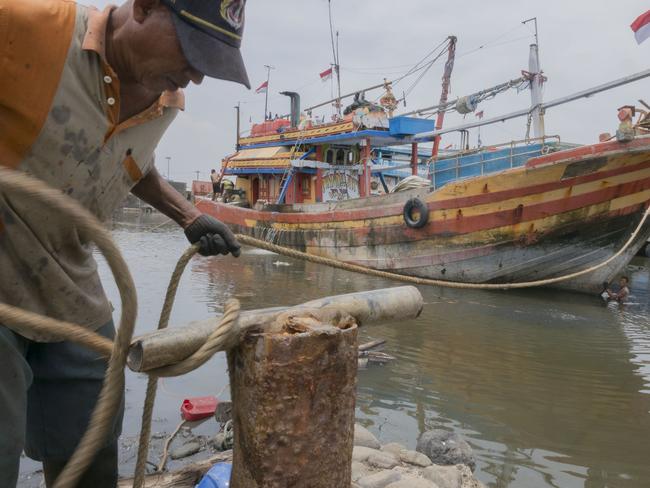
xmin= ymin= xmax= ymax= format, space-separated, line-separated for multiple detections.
xmin=603 ymin=276 xmax=630 ymax=303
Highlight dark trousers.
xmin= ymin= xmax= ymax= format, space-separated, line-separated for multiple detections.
xmin=0 ymin=321 xmax=124 ymax=488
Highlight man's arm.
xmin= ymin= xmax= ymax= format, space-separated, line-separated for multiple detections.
xmin=131 ymin=167 xmax=240 ymax=256
xmin=131 ymin=166 xmax=200 ymax=228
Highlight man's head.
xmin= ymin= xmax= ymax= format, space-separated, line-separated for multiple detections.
xmin=211 ymin=169 xmax=216 ymax=173
xmin=620 ymin=276 xmax=629 ymax=287
xmin=111 ymin=0 xmax=249 ymax=93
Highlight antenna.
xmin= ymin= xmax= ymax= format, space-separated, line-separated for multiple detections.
xmin=522 ymin=17 xmax=539 ymax=47
xmin=263 ymin=64 xmax=275 ymax=121
xmin=522 ymin=17 xmax=544 ymax=138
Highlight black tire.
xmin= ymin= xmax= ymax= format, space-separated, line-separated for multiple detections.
xmin=403 ymin=198 xmax=429 ymax=229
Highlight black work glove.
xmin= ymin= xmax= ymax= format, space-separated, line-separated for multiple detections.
xmin=184 ymin=215 xmax=241 ymax=257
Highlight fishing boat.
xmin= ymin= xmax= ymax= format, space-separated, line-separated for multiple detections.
xmin=197 ymin=37 xmax=650 ymax=293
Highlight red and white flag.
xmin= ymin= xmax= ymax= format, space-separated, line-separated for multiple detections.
xmin=475 ymin=110 xmax=484 ymax=119
xmin=320 ymin=67 xmax=333 ymax=82
xmin=631 ymin=10 xmax=650 ymax=44
xmin=255 ymin=81 xmax=268 ymax=94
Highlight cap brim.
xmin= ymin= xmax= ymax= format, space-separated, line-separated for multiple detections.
xmin=171 ymin=15 xmax=251 ymax=89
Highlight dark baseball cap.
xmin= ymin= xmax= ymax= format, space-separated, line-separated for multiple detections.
xmin=162 ymin=0 xmax=251 ymax=89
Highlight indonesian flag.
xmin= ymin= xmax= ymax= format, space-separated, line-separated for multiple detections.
xmin=320 ymin=67 xmax=333 ymax=82
xmin=631 ymin=10 xmax=650 ymax=44
xmin=255 ymin=81 xmax=268 ymax=94
xmin=475 ymin=110 xmax=484 ymax=119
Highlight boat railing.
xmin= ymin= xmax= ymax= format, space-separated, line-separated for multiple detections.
xmin=429 ymin=135 xmax=570 ymax=189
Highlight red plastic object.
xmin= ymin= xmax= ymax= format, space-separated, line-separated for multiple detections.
xmin=181 ymin=396 xmax=218 ymax=421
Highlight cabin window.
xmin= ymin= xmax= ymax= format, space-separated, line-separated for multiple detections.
xmin=336 ymin=149 xmax=346 ymax=165
xmin=347 ymin=151 xmax=354 ymax=164
xmin=326 ymin=149 xmax=334 ymax=164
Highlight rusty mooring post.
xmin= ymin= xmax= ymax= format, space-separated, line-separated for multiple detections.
xmin=227 ymin=314 xmax=358 ymax=488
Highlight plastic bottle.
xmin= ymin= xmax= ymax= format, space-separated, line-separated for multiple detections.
xmin=196 ymin=462 xmax=232 ymax=488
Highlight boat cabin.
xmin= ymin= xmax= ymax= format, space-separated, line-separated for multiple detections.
xmin=218 ymin=88 xmax=575 ymax=208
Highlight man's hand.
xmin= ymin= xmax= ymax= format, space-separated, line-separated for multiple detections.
xmin=184 ymin=215 xmax=241 ymax=257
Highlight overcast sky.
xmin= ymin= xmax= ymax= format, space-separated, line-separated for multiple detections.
xmin=89 ymin=0 xmax=650 ymax=183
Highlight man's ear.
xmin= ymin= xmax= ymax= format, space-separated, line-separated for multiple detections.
xmin=133 ymin=0 xmax=161 ymax=24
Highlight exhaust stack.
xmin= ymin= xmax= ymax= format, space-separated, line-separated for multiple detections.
xmin=281 ymin=91 xmax=301 ymax=128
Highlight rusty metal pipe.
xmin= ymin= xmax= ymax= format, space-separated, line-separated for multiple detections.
xmin=127 ymin=286 xmax=423 ymax=373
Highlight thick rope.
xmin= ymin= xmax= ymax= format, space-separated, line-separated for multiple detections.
xmin=132 ymin=244 xmax=241 ymax=487
xmin=0 ymin=168 xmax=137 ymax=488
xmin=132 ymin=244 xmax=199 ymax=488
xmin=0 ymin=303 xmax=113 ymax=357
xmin=234 ymin=204 xmax=650 ymax=290
xmin=0 ymin=168 xmax=242 ymax=487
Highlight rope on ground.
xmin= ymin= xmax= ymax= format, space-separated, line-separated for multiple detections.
xmin=156 ymin=419 xmax=187 ymax=473
xmin=234 ymin=204 xmax=650 ymax=290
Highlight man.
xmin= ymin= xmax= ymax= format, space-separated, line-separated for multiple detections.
xmin=0 ymin=0 xmax=249 ymax=486
xmin=210 ymin=168 xmax=221 ymax=200
xmin=221 ymin=177 xmax=235 ymax=203
xmin=605 ymin=276 xmax=630 ymax=303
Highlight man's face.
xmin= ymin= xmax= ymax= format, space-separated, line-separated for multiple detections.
xmin=620 ymin=278 xmax=628 ymax=287
xmin=130 ymin=1 xmax=204 ymax=93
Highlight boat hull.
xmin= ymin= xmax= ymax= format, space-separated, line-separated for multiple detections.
xmin=199 ymin=137 xmax=650 ymax=293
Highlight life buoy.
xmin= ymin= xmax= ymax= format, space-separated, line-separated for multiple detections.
xmin=403 ymin=198 xmax=429 ymax=228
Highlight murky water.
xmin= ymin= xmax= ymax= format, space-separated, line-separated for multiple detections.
xmin=18 ymin=214 xmax=650 ymax=487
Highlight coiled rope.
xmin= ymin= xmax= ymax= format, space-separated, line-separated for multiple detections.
xmin=0 ymin=166 xmax=648 ymax=486
xmin=0 ymin=168 xmax=244 ymax=488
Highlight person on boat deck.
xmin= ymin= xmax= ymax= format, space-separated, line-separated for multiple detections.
xmin=605 ymin=276 xmax=630 ymax=303
xmin=210 ymin=169 xmax=221 ymax=201
xmin=0 ymin=0 xmax=249 ymax=486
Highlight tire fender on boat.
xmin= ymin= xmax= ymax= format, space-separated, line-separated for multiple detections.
xmin=403 ymin=198 xmax=429 ymax=229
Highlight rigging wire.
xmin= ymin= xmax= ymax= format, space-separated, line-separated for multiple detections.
xmin=400 ymin=46 xmax=450 ymax=101
xmin=455 ymin=23 xmax=526 ymax=59
xmin=392 ymin=38 xmax=450 ymax=87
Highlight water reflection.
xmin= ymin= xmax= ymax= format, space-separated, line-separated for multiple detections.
xmin=89 ymin=221 xmax=650 ymax=487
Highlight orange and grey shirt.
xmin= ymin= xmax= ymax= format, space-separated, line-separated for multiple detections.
xmin=0 ymin=0 xmax=184 ymax=341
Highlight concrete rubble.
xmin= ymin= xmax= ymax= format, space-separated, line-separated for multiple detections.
xmin=351 ymin=424 xmax=485 ymax=488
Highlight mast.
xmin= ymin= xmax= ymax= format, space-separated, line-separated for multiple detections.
xmin=263 ymin=64 xmax=275 ymax=121
xmin=328 ymin=0 xmax=342 ymax=117
xmin=413 ymin=67 xmax=650 ymax=141
xmin=235 ymin=102 xmax=241 ymax=150
xmin=336 ymin=31 xmax=342 ymax=117
xmin=523 ymin=17 xmax=545 ymax=139
xmin=431 ymin=36 xmax=457 ymax=158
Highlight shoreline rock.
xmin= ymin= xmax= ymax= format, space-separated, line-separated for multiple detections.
xmin=416 ymin=430 xmax=476 ymax=472
xmin=352 ymin=424 xmax=484 ymax=488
